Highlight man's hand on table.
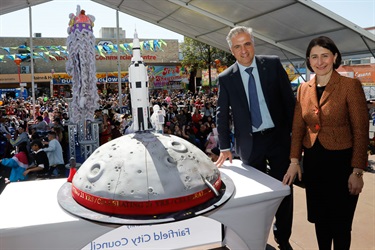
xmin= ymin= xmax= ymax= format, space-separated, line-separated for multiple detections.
xmin=215 ymin=150 xmax=232 ymax=168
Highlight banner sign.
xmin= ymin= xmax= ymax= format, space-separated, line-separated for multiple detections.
xmin=81 ymin=216 xmax=222 ymax=250
xmin=148 ymin=65 xmax=189 ymax=89
xmin=201 ymin=68 xmax=219 ymax=86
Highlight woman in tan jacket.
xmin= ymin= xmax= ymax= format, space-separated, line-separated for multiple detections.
xmin=283 ymin=36 xmax=368 ymax=250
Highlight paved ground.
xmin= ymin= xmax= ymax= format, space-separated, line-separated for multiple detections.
xmin=266 ymin=156 xmax=375 ymax=250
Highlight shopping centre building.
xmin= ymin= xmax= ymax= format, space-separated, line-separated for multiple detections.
xmin=1 ymin=27 xmax=374 ymax=100
xmin=0 ymin=31 xmax=188 ymax=98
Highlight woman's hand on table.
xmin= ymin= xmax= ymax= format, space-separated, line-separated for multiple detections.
xmin=283 ymin=161 xmax=302 ymax=186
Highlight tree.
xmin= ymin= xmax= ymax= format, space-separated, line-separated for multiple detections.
xmin=180 ymin=37 xmax=234 ymax=92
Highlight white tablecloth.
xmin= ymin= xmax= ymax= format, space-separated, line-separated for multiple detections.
xmin=0 ymin=159 xmax=289 ymax=249
xmin=208 ymin=159 xmax=291 ymax=249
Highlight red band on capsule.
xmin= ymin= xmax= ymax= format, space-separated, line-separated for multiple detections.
xmin=71 ymin=177 xmax=222 ymax=215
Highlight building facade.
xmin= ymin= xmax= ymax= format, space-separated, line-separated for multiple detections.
xmin=0 ymin=36 xmax=186 ymax=98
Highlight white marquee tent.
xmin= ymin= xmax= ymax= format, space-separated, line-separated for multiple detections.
xmin=1 ymin=0 xmax=374 ymax=63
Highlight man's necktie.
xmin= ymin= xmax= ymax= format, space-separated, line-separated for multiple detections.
xmin=246 ymin=67 xmax=262 ymax=128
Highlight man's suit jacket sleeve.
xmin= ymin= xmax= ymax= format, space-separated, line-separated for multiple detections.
xmin=216 ymin=67 xmax=233 ymax=150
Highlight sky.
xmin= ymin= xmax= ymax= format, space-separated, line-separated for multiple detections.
xmin=0 ymin=0 xmax=374 ymax=41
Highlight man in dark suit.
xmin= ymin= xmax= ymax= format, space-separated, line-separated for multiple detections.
xmin=215 ymin=26 xmax=296 ymax=250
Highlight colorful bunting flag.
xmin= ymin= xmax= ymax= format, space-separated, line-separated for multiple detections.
xmin=2 ymin=47 xmax=10 ymax=54
xmin=0 ymin=39 xmax=168 ymax=62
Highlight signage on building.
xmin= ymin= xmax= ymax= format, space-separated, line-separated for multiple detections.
xmin=51 ymin=72 xmax=129 ymax=84
xmin=0 ymin=66 xmax=190 ymax=89
xmin=0 ymin=73 xmax=53 ymax=84
xmin=149 ymin=65 xmax=189 ymax=89
xmin=96 ymin=72 xmax=128 ymax=84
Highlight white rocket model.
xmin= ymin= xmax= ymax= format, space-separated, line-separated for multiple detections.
xmin=128 ymin=30 xmax=151 ymax=132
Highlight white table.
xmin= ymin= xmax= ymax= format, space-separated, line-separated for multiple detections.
xmin=208 ymin=159 xmax=291 ymax=249
xmin=0 ymin=159 xmax=289 ymax=250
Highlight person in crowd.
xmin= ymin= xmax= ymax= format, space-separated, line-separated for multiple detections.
xmin=51 ymin=126 xmax=63 ymax=144
xmin=176 ymin=109 xmax=187 ymax=126
xmin=50 ymin=117 xmax=69 ymax=162
xmin=171 ymin=103 xmax=179 ymax=116
xmin=0 ymin=142 xmax=29 ymax=183
xmin=283 ymin=36 xmax=368 ymax=250
xmin=23 ymin=139 xmax=50 ymax=178
xmin=100 ymin=112 xmax=112 ymax=145
xmin=215 ymin=26 xmax=296 ymax=250
xmin=174 ymin=125 xmax=183 ymax=137
xmin=120 ymin=113 xmax=131 ymax=134
xmin=43 ymin=110 xmax=50 ymax=124
xmin=31 ymin=104 xmax=42 ymax=120
xmin=181 ymin=123 xmax=197 ymax=145
xmin=201 ymin=102 xmax=214 ymax=122
xmin=10 ymin=116 xmax=20 ymax=128
xmin=61 ymin=114 xmax=70 ymax=160
xmin=195 ymin=123 xmax=209 ymax=151
xmin=183 ymin=106 xmax=192 ymax=124
xmin=62 ymin=112 xmax=69 ymax=125
xmin=42 ymin=131 xmax=65 ymax=177
xmin=111 ymin=121 xmax=122 ymax=140
xmin=29 ymin=127 xmax=42 ymax=141
xmin=52 ymin=109 xmax=63 ymax=121
xmin=6 ymin=124 xmax=30 ymax=151
xmin=205 ymin=115 xmax=215 ymax=127
xmin=191 ymin=107 xmax=203 ymax=127
xmin=186 ymin=99 xmax=195 ymax=113
xmin=0 ymin=112 xmax=10 ymax=136
xmin=94 ymin=109 xmax=104 ymax=141
xmin=205 ymin=123 xmax=219 ymax=154
xmin=50 ymin=117 xmax=64 ymax=131
xmin=163 ymin=125 xmax=173 ymax=135
xmin=169 ymin=116 xmax=179 ymax=132
xmin=165 ymin=106 xmax=176 ymax=124
xmin=207 ymin=146 xmax=220 ymax=162
xmin=30 ymin=115 xmax=48 ymax=132
xmin=194 ymin=97 xmax=203 ymax=110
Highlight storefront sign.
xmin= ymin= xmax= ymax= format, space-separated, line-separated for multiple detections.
xmin=96 ymin=72 xmax=129 ymax=84
xmin=1 ymin=66 xmax=189 ymax=87
xmin=0 ymin=73 xmax=52 ymax=84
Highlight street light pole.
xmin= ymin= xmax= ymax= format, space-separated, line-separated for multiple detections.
xmin=51 ymin=68 xmax=55 ymax=97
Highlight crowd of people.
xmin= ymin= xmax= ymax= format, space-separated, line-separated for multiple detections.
xmin=92 ymin=88 xmax=223 ymax=157
xmin=0 ymin=99 xmax=68 ymax=188
xmin=0 ymin=88 xmax=223 ymax=191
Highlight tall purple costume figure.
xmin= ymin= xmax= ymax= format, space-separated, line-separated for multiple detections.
xmin=66 ymin=5 xmax=99 ymax=123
